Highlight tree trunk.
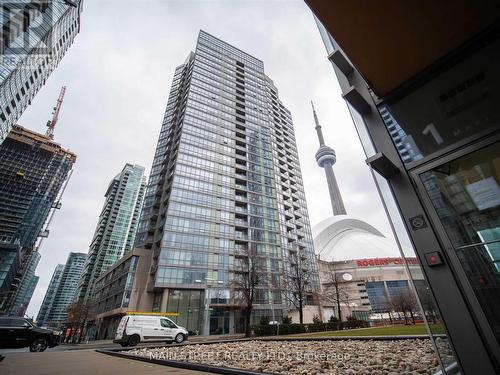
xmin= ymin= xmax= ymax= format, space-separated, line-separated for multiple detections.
xmin=244 ymin=307 xmax=252 ymax=337
xmin=335 ymin=283 xmax=342 ymax=322
xmin=298 ymin=298 xmax=304 ymax=324
xmin=409 ymin=310 xmax=416 ymax=325
xmin=78 ymin=322 xmax=85 ymax=343
xmin=336 ymin=300 xmax=342 ymax=322
xmin=69 ymin=324 xmax=76 ymax=343
xmin=402 ymin=311 xmax=408 ymax=325
xmin=428 ymin=311 xmax=437 ymax=325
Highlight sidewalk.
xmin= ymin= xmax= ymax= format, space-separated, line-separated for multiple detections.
xmin=0 ymin=350 xmax=204 ymax=375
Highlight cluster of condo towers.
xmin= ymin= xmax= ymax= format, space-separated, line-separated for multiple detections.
xmin=1 ymin=21 xmax=346 ymax=333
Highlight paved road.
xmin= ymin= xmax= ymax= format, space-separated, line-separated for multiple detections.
xmin=0 ymin=333 xmax=245 ymax=354
xmin=0 ymin=334 xmax=245 ymax=373
xmin=0 ymin=340 xmax=165 ymax=354
xmin=0 ymin=350 xmax=206 ymax=375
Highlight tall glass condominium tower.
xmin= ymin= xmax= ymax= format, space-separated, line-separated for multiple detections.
xmin=0 ymin=125 xmax=76 ymax=315
xmin=36 ymin=263 xmax=63 ymax=326
xmin=136 ymin=31 xmax=318 ymax=335
xmin=37 ymin=252 xmax=85 ymax=328
xmin=8 ymin=250 xmax=40 ymax=316
xmin=0 ymin=0 xmax=83 ymax=143
xmin=77 ymin=164 xmax=146 ymax=303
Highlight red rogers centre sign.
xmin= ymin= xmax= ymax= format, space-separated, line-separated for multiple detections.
xmin=356 ymin=257 xmax=419 ymax=267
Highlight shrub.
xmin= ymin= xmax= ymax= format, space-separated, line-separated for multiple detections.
xmin=325 ymin=321 xmax=340 ymax=331
xmin=277 ymin=323 xmax=307 ymax=335
xmin=312 ymin=315 xmax=322 ymax=324
xmin=340 ymin=319 xmax=369 ymax=330
xmin=282 ymin=316 xmax=292 ymax=324
xmin=260 ymin=316 xmax=270 ymax=325
xmin=252 ymin=324 xmax=276 ymax=336
xmin=251 ymin=319 xmax=368 ymax=336
xmin=328 ymin=315 xmax=339 ymax=323
xmin=307 ymin=322 xmax=327 ymax=332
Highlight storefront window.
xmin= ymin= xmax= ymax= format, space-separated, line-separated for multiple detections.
xmin=166 ymin=289 xmax=203 ymax=334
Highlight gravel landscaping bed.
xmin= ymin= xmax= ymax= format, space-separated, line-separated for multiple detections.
xmin=129 ymin=339 xmax=440 ymax=374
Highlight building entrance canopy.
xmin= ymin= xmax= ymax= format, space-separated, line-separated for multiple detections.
xmin=306 ymin=0 xmax=500 ymax=98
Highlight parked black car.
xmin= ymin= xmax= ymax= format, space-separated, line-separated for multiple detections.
xmin=0 ymin=317 xmax=60 ymax=352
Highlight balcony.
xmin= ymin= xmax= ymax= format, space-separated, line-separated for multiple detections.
xmin=235 ymin=205 xmax=247 ymax=214
xmin=235 ymin=194 xmax=247 ymax=202
xmin=235 ymin=168 xmax=246 ymax=178
xmin=235 ymin=179 xmax=247 ymax=189
xmin=234 ymin=243 xmax=248 ymax=253
xmin=235 ymin=230 xmax=248 ymax=240
xmin=235 ymin=218 xmax=248 ymax=227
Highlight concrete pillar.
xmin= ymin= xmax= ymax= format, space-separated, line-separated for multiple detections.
xmin=160 ymin=289 xmax=169 ymax=312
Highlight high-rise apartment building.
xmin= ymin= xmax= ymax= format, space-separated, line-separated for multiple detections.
xmin=36 ymin=263 xmax=63 ymax=326
xmin=37 ymin=252 xmax=85 ymax=328
xmin=135 ymin=31 xmax=319 ymax=335
xmin=77 ymin=164 xmax=146 ymax=303
xmin=0 ymin=0 xmax=83 ymax=143
xmin=0 ymin=243 xmax=20 ymax=296
xmin=0 ymin=125 xmax=76 ymax=314
xmin=7 ymin=250 xmax=40 ymax=316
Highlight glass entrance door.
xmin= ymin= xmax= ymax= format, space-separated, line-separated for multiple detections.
xmin=415 ymin=141 xmax=500 ymax=353
xmin=209 ymin=309 xmax=230 ymax=335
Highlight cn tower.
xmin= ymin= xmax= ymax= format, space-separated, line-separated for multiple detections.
xmin=312 ymin=101 xmax=347 ymax=216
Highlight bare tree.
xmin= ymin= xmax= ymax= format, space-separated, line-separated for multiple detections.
xmin=66 ymin=301 xmax=92 ymax=343
xmin=321 ymin=263 xmax=351 ymax=322
xmin=406 ymin=291 xmax=419 ymax=324
xmin=382 ymin=301 xmax=394 ymax=324
xmin=283 ymin=250 xmax=316 ymax=324
xmin=415 ymin=283 xmax=438 ymax=324
xmin=389 ymin=290 xmax=418 ymax=325
xmin=231 ymin=244 xmax=261 ymax=337
xmin=389 ymin=293 xmax=407 ymax=324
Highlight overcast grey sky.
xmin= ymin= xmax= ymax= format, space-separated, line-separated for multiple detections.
xmin=21 ymin=0 xmax=398 ymax=318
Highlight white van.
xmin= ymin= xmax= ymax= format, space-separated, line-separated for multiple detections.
xmin=113 ymin=315 xmax=188 ymax=347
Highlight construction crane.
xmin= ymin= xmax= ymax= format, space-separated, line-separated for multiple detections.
xmin=46 ymin=86 xmax=67 ymax=140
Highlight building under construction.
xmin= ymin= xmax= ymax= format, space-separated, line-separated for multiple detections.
xmin=0 ymin=125 xmax=76 ymax=315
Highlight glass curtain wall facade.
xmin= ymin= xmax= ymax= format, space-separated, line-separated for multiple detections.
xmin=0 ymin=125 xmax=76 ymax=315
xmin=0 ymin=244 xmax=20 ymax=296
xmin=77 ymin=164 xmax=146 ymax=303
xmin=0 ymin=126 xmax=76 ymax=249
xmin=93 ymin=255 xmax=139 ymax=316
xmin=138 ymin=31 xmax=318 ymax=335
xmin=377 ymin=36 xmax=500 ymax=373
xmin=365 ymin=279 xmax=423 ymax=313
xmin=0 ymin=0 xmax=83 ymax=143
xmin=312 ymin=11 xmax=500 ymax=374
xmin=8 ymin=250 xmax=40 ymax=316
xmin=41 ymin=252 xmax=85 ymax=328
xmin=37 ymin=263 xmax=63 ymax=326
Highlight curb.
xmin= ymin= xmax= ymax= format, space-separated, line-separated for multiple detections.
xmin=202 ymin=335 xmax=436 ymax=341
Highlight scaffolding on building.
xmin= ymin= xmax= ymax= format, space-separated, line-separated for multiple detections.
xmin=0 ymin=87 xmax=76 ymax=315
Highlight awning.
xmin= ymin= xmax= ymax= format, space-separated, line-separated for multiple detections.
xmin=306 ymin=1 xmax=500 ymax=98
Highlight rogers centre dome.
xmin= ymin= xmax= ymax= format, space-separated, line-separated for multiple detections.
xmin=312 ymin=215 xmax=400 ymax=261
